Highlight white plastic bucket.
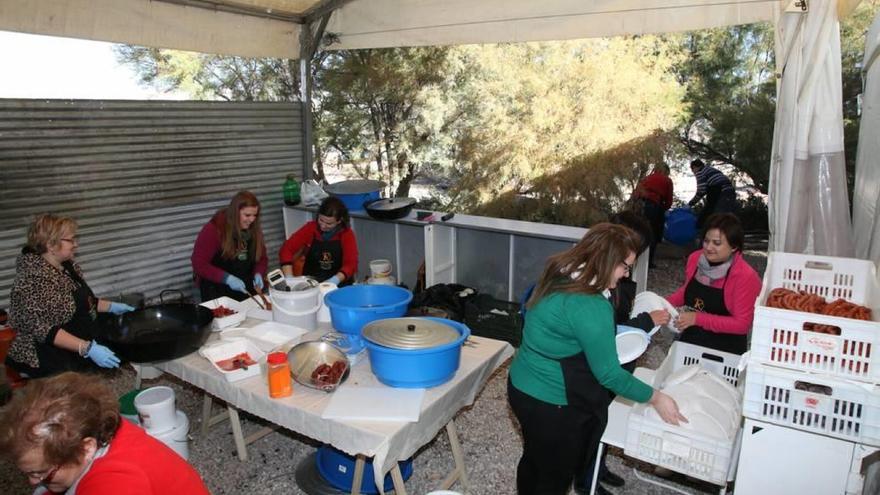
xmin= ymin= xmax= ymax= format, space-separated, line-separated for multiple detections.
xmin=270 ymin=284 xmax=321 ymax=330
xmin=317 ymin=282 xmax=338 ymax=324
xmin=369 ymin=259 xmax=392 ymax=277
xmin=148 ymin=410 xmax=190 ymax=460
xmin=134 ymin=386 xmax=176 ymax=434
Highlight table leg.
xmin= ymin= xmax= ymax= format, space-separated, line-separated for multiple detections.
xmin=589 ymin=443 xmax=604 ymax=495
xmin=350 ymin=454 xmax=366 ymax=495
xmin=389 ymin=464 xmax=408 ymax=495
xmin=201 ymin=394 xmax=214 ymax=436
xmin=227 ymin=405 xmax=248 ymax=461
xmin=443 ymin=419 xmax=470 ymax=493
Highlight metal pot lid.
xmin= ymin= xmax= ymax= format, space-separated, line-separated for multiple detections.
xmin=362 ymin=317 xmax=460 ymax=349
xmin=324 ymin=179 xmax=386 ymax=195
xmin=366 ymin=197 xmax=416 ymax=211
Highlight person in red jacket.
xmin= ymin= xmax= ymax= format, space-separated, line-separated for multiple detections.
xmin=666 ymin=213 xmax=762 ymax=354
xmin=0 ymin=372 xmax=209 ymax=495
xmin=632 ymin=164 xmax=674 ymax=268
xmin=191 ymin=191 xmax=268 ymax=302
xmin=279 ymin=196 xmax=358 ymax=286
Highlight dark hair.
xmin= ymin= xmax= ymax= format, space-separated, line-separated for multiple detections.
xmin=528 ymin=223 xmax=640 ymax=308
xmin=318 ymin=196 xmax=350 ymax=228
xmin=220 ymin=191 xmax=264 ymax=260
xmin=690 ymin=159 xmax=705 ymax=171
xmin=702 ymin=213 xmax=744 ymax=251
xmin=609 ymin=210 xmax=652 ymax=256
xmin=0 ymin=372 xmax=120 ymax=467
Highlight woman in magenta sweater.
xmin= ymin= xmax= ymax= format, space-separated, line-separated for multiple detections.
xmin=666 ymin=213 xmax=762 ymax=354
xmin=191 ymin=191 xmax=268 ymax=302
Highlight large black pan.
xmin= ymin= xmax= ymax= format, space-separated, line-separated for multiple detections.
xmin=365 ymin=197 xmax=417 ymax=220
xmin=95 ymin=291 xmax=214 ymax=363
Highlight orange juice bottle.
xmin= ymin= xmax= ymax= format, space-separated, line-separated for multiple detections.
xmin=267 ymin=352 xmax=292 ymax=398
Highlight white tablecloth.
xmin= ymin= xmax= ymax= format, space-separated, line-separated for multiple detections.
xmin=156 ymin=326 xmax=514 ymax=490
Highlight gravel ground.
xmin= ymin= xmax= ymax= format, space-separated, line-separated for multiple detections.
xmin=0 ymin=242 xmax=767 ymax=495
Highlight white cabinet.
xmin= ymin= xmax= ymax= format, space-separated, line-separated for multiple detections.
xmin=734 ymin=418 xmax=876 ymax=495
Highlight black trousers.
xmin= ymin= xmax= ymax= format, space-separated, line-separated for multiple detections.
xmin=508 ymin=379 xmax=601 ymax=495
xmin=641 ymin=200 xmax=665 ymax=266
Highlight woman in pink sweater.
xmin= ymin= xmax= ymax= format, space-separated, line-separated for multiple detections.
xmin=666 ymin=213 xmax=762 ymax=354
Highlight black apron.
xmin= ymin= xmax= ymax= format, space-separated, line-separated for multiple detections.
xmin=303 ymin=232 xmax=351 ymax=285
xmin=12 ymin=263 xmax=101 ymax=377
xmin=678 ymin=264 xmax=748 ymax=354
xmin=200 ymin=237 xmax=255 ymax=302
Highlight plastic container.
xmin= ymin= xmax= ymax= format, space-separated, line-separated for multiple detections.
xmin=624 ymin=342 xmax=743 ymax=485
xmin=742 ymin=360 xmax=880 ymax=446
xmin=267 ymin=352 xmax=293 ymax=398
xmin=283 ymin=174 xmax=301 ymax=206
xmin=118 ymin=389 xmax=141 ymax=425
xmin=134 ymin=386 xmax=177 ymax=434
xmin=369 ymin=259 xmax=392 ymax=277
xmin=324 ymin=285 xmax=412 ymax=335
xmin=362 ymin=317 xmax=469 ymax=388
xmin=315 ymin=445 xmax=413 ymax=494
xmin=199 ymin=339 xmax=266 ymax=383
xmin=664 ymin=207 xmax=698 ymax=246
xmin=148 ymin=410 xmax=190 ymax=460
xmin=199 ymin=296 xmax=246 ymax=330
xmin=324 ymin=180 xmax=384 ymax=212
xmin=269 ymin=282 xmax=321 ymax=331
xmin=751 ymin=252 xmax=880 ymax=383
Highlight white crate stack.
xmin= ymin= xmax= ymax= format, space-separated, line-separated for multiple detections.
xmin=738 ymin=252 xmax=880 ymax=494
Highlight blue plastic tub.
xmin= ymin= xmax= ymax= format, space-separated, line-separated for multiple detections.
xmin=315 ymin=445 xmax=413 ymax=494
xmin=324 ymin=285 xmax=412 ymax=335
xmin=363 ymin=317 xmax=470 ymax=388
xmin=324 ymin=179 xmax=384 ymax=212
xmin=665 ymin=207 xmax=698 ymax=246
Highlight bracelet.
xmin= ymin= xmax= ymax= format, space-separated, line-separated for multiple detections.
xmin=79 ymin=340 xmax=93 ymax=358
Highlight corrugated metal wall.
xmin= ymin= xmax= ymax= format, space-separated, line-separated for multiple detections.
xmin=0 ymin=99 xmax=304 ymax=308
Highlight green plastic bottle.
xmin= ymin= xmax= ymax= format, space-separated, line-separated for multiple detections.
xmin=283 ymin=174 xmax=301 ymax=206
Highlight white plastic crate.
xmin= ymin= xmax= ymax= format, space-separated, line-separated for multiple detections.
xmin=751 ymin=252 xmax=880 ymax=383
xmin=743 ymin=360 xmax=880 ymax=447
xmin=624 ymin=342 xmax=743 ymax=485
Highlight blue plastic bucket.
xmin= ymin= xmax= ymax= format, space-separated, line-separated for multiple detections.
xmin=333 ymin=190 xmax=381 ymax=212
xmin=324 ymin=285 xmax=412 ymax=335
xmin=324 ymin=180 xmax=384 ymax=212
xmin=363 ymin=317 xmax=470 ymax=388
xmin=315 ymin=446 xmax=413 ymax=494
xmin=665 ymin=207 xmax=698 ymax=246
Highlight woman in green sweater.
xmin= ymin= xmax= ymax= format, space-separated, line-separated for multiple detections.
xmin=508 ymin=223 xmax=686 ymax=495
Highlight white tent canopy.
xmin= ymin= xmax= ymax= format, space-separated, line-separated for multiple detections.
xmin=853 ymin=13 xmax=880 ymax=263
xmin=1 ymin=0 xmax=785 ymax=59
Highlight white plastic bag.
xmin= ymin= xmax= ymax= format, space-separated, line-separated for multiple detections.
xmin=301 ymin=180 xmax=328 ymax=206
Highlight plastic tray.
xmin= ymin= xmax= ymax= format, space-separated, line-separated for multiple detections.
xmin=243 ymin=321 xmax=308 ymax=352
xmin=751 ymin=252 xmax=880 ymax=383
xmin=624 ymin=342 xmax=743 ymax=485
xmin=200 ymin=296 xmax=246 ymax=330
xmin=199 ymin=340 xmax=265 ymax=382
xmin=742 ymin=360 xmax=880 ymax=447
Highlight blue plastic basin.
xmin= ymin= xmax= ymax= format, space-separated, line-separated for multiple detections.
xmin=364 ymin=317 xmax=470 ymax=388
xmin=665 ymin=207 xmax=698 ymax=246
xmin=315 ymin=445 xmax=413 ymax=494
xmin=324 ymin=285 xmax=413 ymax=335
xmin=332 ymin=190 xmax=381 ymax=212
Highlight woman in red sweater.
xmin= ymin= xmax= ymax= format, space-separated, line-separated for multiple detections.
xmin=191 ymin=191 xmax=268 ymax=302
xmin=0 ymin=372 xmax=209 ymax=494
xmin=666 ymin=213 xmax=762 ymax=354
xmin=279 ymin=196 xmax=358 ymax=286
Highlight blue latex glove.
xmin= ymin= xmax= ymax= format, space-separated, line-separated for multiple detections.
xmin=327 ymin=274 xmax=341 ymax=286
xmin=86 ymin=341 xmax=120 ymax=368
xmin=253 ymin=273 xmax=264 ymax=290
xmin=223 ymin=273 xmax=247 ymax=293
xmin=108 ymin=302 xmax=135 ymax=314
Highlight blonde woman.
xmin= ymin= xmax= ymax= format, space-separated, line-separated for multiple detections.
xmin=507 ymin=223 xmax=685 ymax=494
xmin=7 ymin=214 xmax=130 ymax=378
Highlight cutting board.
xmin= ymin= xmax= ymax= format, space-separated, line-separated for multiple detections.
xmin=321 ymin=386 xmax=425 ymax=422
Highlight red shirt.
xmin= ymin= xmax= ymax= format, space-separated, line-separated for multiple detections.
xmin=635 ymin=171 xmax=674 ymax=210
xmin=76 ymin=420 xmax=209 ymax=494
xmin=278 ymin=220 xmax=359 ymax=280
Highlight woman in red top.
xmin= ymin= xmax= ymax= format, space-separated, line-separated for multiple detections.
xmin=666 ymin=213 xmax=762 ymax=354
xmin=191 ymin=191 xmax=268 ymax=302
xmin=279 ymin=196 xmax=358 ymax=286
xmin=0 ymin=372 xmax=209 ymax=495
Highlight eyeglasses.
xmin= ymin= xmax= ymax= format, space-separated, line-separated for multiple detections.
xmin=25 ymin=465 xmax=59 ymax=484
xmin=621 ymin=260 xmax=634 ymax=274
xmin=60 ymin=237 xmax=79 ymax=245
